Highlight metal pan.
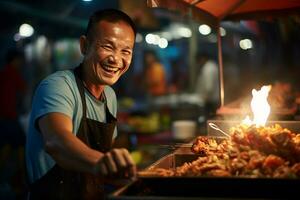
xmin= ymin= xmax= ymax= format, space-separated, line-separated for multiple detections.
xmin=109 ymin=148 xmax=299 ymax=199
xmin=109 ymin=176 xmax=299 ymax=199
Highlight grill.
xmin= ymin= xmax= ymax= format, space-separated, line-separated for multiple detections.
xmin=108 ymin=120 xmax=300 ymax=199
xmin=109 ymin=152 xmax=299 ymax=199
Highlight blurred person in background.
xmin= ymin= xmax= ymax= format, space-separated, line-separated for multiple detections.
xmin=0 ymin=48 xmax=28 ymax=199
xmin=144 ymin=50 xmax=167 ymax=96
xmin=169 ymin=59 xmax=188 ymax=93
xmin=195 ymin=52 xmax=220 ymax=118
xmin=26 ymin=9 xmax=136 ymax=200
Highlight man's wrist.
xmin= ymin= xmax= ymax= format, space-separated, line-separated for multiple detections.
xmin=91 ymin=152 xmax=104 ymax=175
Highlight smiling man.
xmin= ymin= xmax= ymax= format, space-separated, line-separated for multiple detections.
xmin=26 ymin=9 xmax=136 ymax=200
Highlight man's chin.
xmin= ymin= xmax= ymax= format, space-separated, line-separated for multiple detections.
xmin=100 ymin=78 xmax=118 ymax=86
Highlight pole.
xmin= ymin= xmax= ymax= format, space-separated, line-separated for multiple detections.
xmin=217 ymin=24 xmax=224 ymax=107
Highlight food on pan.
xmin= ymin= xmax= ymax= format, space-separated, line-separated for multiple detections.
xmin=144 ymin=124 xmax=300 ymax=178
xmin=230 ymin=124 xmax=300 ymax=163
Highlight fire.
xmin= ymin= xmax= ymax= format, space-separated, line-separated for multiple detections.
xmin=242 ymin=115 xmax=252 ymax=126
xmin=243 ymin=85 xmax=272 ymax=127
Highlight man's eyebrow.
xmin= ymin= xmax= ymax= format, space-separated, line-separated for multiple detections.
xmin=102 ymin=39 xmax=115 ymax=46
xmin=103 ymin=38 xmax=133 ymax=50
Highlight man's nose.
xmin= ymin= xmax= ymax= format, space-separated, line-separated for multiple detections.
xmin=108 ymin=53 xmax=122 ymax=65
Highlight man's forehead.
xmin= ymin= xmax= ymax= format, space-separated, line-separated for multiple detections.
xmin=93 ymin=21 xmax=133 ymax=38
xmin=96 ymin=20 xmax=133 ymax=31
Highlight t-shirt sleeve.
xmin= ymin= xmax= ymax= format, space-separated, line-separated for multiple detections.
xmin=31 ymin=74 xmax=75 ymax=130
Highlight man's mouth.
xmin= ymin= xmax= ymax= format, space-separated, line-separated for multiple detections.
xmin=102 ymin=64 xmax=122 ymax=74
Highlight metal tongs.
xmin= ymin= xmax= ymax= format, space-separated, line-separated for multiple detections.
xmin=208 ymin=122 xmax=231 ymax=138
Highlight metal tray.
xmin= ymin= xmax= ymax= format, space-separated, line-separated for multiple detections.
xmin=109 ymin=176 xmax=299 ymax=199
xmin=109 ymin=153 xmax=299 ymax=199
xmin=109 ymin=126 xmax=300 ymax=199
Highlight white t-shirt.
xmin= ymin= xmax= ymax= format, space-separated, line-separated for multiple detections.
xmin=195 ymin=60 xmax=219 ymax=103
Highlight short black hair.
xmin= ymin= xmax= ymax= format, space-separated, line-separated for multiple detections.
xmin=85 ymin=9 xmax=136 ymax=41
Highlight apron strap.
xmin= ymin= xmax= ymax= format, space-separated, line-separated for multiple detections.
xmin=74 ymin=65 xmax=87 ymax=120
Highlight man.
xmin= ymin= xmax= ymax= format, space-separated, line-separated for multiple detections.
xmin=26 ymin=9 xmax=136 ymax=199
xmin=195 ymin=52 xmax=220 ymax=118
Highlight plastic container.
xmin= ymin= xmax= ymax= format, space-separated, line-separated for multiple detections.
xmin=172 ymin=120 xmax=196 ymax=140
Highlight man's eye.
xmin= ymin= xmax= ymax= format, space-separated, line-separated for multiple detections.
xmin=102 ymin=45 xmax=112 ymax=50
xmin=122 ymin=50 xmax=132 ymax=55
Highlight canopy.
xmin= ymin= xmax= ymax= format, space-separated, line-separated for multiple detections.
xmin=147 ymin=0 xmax=300 ymax=27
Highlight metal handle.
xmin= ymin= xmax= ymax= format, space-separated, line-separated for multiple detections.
xmin=208 ymin=122 xmax=230 ymax=138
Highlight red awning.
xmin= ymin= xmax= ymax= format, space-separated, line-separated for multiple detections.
xmin=148 ymin=0 xmax=300 ymax=27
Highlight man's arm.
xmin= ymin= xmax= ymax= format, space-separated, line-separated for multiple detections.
xmin=39 ymin=112 xmax=136 ymax=177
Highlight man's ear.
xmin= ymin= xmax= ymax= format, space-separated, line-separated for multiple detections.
xmin=79 ymin=35 xmax=88 ymax=55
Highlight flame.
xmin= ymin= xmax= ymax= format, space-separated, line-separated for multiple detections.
xmin=242 ymin=115 xmax=252 ymax=126
xmin=243 ymin=85 xmax=272 ymax=127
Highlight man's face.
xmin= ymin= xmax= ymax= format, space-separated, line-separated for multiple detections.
xmin=83 ymin=20 xmax=135 ymax=85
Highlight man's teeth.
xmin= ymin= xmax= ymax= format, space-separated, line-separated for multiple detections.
xmin=103 ymin=65 xmax=120 ymax=72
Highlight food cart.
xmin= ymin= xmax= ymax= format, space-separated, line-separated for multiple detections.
xmin=108 ymin=1 xmax=300 ymax=199
xmin=109 ymin=121 xmax=300 ymax=199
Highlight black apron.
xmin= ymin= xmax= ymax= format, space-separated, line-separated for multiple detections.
xmin=29 ymin=65 xmax=117 ymax=200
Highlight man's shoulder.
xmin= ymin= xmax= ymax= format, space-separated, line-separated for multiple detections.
xmin=46 ymin=69 xmax=73 ymax=80
xmin=31 ymin=69 xmax=77 ymax=119
xmin=34 ymin=69 xmax=77 ymax=98
xmin=40 ymin=70 xmax=75 ymax=86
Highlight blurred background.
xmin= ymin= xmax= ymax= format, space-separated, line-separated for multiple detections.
xmin=1 ymin=0 xmax=300 ymax=199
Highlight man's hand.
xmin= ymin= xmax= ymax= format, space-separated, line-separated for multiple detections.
xmin=94 ymin=148 xmax=136 ymax=179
